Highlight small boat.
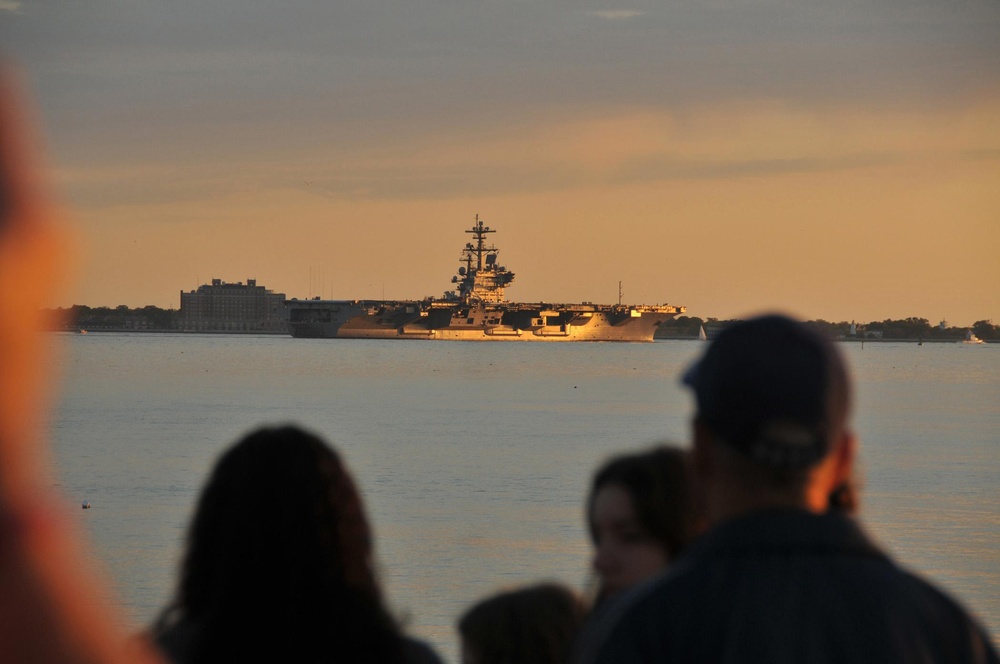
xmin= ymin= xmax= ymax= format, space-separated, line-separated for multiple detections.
xmin=78 ymin=329 xmax=88 ymax=335
xmin=963 ymin=330 xmax=984 ymax=344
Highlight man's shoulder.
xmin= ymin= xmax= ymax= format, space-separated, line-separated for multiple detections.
xmin=618 ymin=542 xmax=988 ymax=632
xmin=585 ymin=511 xmax=999 ymax=664
xmin=611 ymin=576 xmax=996 ymax=662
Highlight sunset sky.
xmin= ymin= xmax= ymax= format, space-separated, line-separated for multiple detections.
xmin=2 ymin=1 xmax=998 ymax=325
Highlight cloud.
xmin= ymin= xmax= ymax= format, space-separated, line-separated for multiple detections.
xmin=0 ymin=1 xmax=21 ymax=12
xmin=613 ymin=153 xmax=896 ymax=185
xmin=586 ymin=10 xmax=643 ymax=20
xmin=964 ymin=148 xmax=1000 ymax=162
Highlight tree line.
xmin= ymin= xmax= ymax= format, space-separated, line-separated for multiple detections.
xmin=657 ymin=316 xmax=999 ymax=341
xmin=42 ymin=305 xmax=177 ymax=331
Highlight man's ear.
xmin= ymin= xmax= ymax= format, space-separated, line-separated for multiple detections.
xmin=830 ymin=430 xmax=857 ymax=490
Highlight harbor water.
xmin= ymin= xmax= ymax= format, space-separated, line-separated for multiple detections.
xmin=46 ymin=334 xmax=1000 ymax=661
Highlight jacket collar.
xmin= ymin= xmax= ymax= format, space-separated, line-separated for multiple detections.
xmin=685 ymin=508 xmax=886 ymax=561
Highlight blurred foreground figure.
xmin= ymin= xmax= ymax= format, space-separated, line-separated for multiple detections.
xmin=458 ymin=583 xmax=585 ymax=664
xmin=153 ymin=425 xmax=442 ymax=664
xmin=587 ymin=445 xmax=696 ymax=602
xmin=0 ymin=68 xmax=162 ymax=663
xmin=585 ymin=315 xmax=998 ymax=664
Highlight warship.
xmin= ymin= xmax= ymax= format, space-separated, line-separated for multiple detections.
xmin=285 ymin=216 xmax=685 ymax=341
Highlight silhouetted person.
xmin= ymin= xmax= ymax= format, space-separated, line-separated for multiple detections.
xmin=153 ymin=425 xmax=441 ymax=664
xmin=587 ymin=446 xmax=697 ymax=602
xmin=583 ymin=314 xmax=998 ymax=664
xmin=0 ymin=65 xmax=162 ymax=664
xmin=458 ymin=583 xmax=586 ymax=664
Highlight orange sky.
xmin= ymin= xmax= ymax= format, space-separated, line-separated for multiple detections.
xmin=53 ymin=101 xmax=1000 ymax=325
xmin=4 ymin=3 xmax=999 ymax=325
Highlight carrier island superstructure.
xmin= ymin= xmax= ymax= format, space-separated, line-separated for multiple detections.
xmin=285 ymin=216 xmax=685 ymax=342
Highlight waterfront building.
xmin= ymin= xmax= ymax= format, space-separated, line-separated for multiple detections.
xmin=178 ymin=278 xmax=288 ymax=332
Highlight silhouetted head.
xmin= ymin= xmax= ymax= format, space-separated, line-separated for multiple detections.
xmin=588 ymin=445 xmax=696 ymax=599
xmin=158 ymin=425 xmax=403 ymax=663
xmin=682 ymin=314 xmax=857 ymax=518
xmin=683 ymin=314 xmax=851 ymax=469
xmin=458 ymin=583 xmax=585 ymax=664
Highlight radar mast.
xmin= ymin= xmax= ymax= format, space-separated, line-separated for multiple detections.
xmin=448 ymin=215 xmax=515 ymax=304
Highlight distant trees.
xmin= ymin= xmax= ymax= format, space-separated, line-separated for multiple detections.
xmin=138 ymin=305 xmax=175 ymax=329
xmin=864 ymin=317 xmax=933 ymax=340
xmin=656 ymin=315 xmax=705 ymax=337
xmin=656 ymin=315 xmax=989 ymax=341
xmin=804 ymin=319 xmax=851 ymax=338
xmin=972 ymin=320 xmax=998 ymax=340
xmin=861 ymin=318 xmax=972 ymax=340
xmin=41 ymin=305 xmax=177 ymax=331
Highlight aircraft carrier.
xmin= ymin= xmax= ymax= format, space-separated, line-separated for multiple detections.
xmin=286 ymin=216 xmax=685 ymax=342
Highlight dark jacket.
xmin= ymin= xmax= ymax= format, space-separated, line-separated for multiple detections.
xmin=584 ymin=509 xmax=998 ymax=664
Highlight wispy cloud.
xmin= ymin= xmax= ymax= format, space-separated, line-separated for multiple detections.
xmin=0 ymin=1 xmax=21 ymax=12
xmin=613 ymin=153 xmax=896 ymax=185
xmin=586 ymin=10 xmax=643 ymax=20
xmin=963 ymin=148 xmax=1000 ymax=162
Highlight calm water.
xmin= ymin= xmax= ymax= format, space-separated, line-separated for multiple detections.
xmin=46 ymin=334 xmax=1000 ymax=661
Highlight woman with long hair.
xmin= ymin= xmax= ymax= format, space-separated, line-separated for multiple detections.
xmin=587 ymin=445 xmax=698 ymax=603
xmin=154 ymin=425 xmax=440 ymax=664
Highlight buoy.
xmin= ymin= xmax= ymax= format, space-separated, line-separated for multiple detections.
xmin=82 ymin=501 xmax=91 ymax=509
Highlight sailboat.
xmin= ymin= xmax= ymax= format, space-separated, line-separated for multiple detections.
xmin=698 ymin=324 xmax=707 ymax=341
xmin=963 ymin=330 xmax=985 ymax=344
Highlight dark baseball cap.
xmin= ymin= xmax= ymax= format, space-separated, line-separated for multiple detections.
xmin=681 ymin=314 xmax=850 ymax=468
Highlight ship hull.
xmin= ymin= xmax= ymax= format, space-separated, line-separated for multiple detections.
xmin=287 ymin=300 xmax=680 ymax=342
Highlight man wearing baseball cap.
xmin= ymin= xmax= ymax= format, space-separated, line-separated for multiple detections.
xmin=585 ymin=314 xmax=997 ymax=664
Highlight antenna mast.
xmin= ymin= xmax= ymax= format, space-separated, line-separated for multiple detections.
xmin=452 ymin=215 xmax=514 ymax=305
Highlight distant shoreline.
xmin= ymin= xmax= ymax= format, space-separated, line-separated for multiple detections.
xmin=655 ymin=333 xmax=995 ymax=344
xmin=834 ymin=337 xmax=996 ymax=344
xmin=55 ymin=329 xmax=288 ymax=336
xmin=54 ymin=329 xmax=996 ymax=343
